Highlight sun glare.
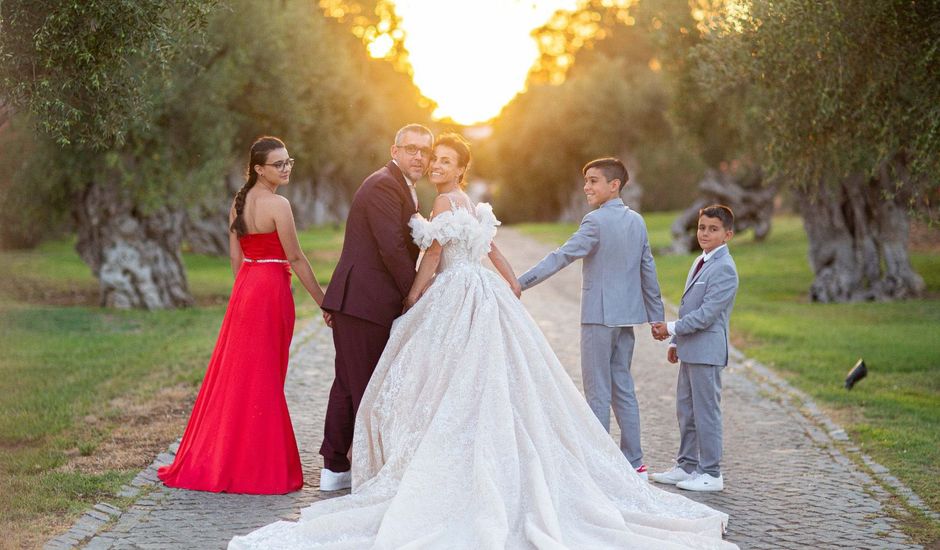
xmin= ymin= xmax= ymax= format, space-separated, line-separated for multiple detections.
xmin=391 ymin=0 xmax=579 ymax=125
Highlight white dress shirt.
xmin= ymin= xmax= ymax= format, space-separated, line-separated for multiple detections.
xmin=392 ymin=160 xmax=419 ymax=209
xmin=666 ymin=244 xmax=727 ymax=343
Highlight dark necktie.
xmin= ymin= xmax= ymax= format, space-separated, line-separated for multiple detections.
xmin=692 ymin=257 xmax=706 ymax=279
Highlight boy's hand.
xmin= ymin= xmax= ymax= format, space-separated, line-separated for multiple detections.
xmin=667 ymin=346 xmax=678 ymax=364
xmin=650 ymin=322 xmax=669 ymax=340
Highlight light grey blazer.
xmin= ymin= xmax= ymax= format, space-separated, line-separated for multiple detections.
xmin=670 ymin=245 xmax=739 ymax=366
xmin=519 ymin=198 xmax=665 ymax=326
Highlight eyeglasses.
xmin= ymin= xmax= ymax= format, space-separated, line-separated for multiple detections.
xmin=397 ymin=144 xmax=431 ymax=157
xmin=264 ymin=159 xmax=295 ymax=171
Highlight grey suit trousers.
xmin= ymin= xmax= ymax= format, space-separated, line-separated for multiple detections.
xmin=676 ymin=361 xmax=723 ymax=476
xmin=581 ymin=324 xmax=642 ymax=468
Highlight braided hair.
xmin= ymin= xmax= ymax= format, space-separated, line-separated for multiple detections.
xmin=230 ymin=136 xmax=286 ymax=237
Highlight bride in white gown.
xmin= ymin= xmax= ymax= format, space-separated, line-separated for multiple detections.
xmin=230 ymin=134 xmax=737 ymax=549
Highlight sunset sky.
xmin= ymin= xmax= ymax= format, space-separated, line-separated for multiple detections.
xmin=389 ymin=0 xmax=579 ymax=124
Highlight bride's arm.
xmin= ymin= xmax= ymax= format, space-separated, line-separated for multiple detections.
xmin=403 ymin=195 xmax=452 ymax=312
xmin=404 ymin=242 xmax=441 ymax=311
xmin=488 ymin=243 xmax=522 ymax=298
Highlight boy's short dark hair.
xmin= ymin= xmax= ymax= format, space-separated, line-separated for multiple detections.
xmin=582 ymin=157 xmax=629 ymax=192
xmin=699 ymin=205 xmax=735 ymax=231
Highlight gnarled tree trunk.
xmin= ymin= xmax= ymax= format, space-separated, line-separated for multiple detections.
xmin=182 ymin=166 xmax=241 ymax=256
xmin=799 ymin=160 xmax=924 ymax=302
xmin=74 ymin=179 xmax=193 ymax=309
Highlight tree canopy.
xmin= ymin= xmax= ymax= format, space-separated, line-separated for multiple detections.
xmin=691 ymin=0 xmax=940 ymax=206
xmin=685 ymin=0 xmax=939 ymax=301
xmin=0 ymin=0 xmax=432 ymax=226
xmin=478 ymin=0 xmax=713 ymax=219
xmin=0 ymin=0 xmax=433 ymax=306
xmin=0 ymin=0 xmax=216 ymax=149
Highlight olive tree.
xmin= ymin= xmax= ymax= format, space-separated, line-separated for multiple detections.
xmin=1 ymin=1 xmax=215 ymax=307
xmin=691 ymin=0 xmax=938 ymax=301
xmin=1 ymin=0 xmax=430 ymax=307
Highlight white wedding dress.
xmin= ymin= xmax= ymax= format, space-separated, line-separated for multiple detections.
xmin=230 ymin=202 xmax=737 ymax=549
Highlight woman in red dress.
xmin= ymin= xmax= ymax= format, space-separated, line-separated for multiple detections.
xmin=159 ymin=136 xmax=330 ymax=494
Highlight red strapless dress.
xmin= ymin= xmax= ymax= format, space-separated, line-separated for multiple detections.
xmin=158 ymin=231 xmax=303 ymax=494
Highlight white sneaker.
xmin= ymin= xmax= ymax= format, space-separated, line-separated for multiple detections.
xmin=676 ymin=472 xmax=723 ymax=492
xmin=635 ymin=464 xmax=649 ymax=481
xmin=650 ymin=466 xmax=696 ymax=485
xmin=319 ymin=468 xmax=351 ymax=491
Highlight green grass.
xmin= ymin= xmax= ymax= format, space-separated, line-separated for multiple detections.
xmin=0 ymin=225 xmax=343 ymax=545
xmin=516 ymin=213 xmax=940 ymax=538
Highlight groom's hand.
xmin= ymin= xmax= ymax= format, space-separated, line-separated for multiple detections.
xmin=667 ymin=346 xmax=678 ymax=364
xmin=650 ymin=322 xmax=668 ymax=340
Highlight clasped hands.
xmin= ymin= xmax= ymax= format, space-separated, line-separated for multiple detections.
xmin=651 ymin=322 xmax=679 ymax=364
xmin=650 ymin=322 xmax=669 ymax=341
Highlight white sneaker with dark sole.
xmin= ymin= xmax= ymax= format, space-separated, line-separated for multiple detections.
xmin=319 ymin=468 xmax=352 ymax=491
xmin=676 ymin=472 xmax=723 ymax=492
xmin=650 ymin=466 xmax=696 ymax=485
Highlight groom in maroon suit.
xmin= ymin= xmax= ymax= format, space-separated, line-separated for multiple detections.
xmin=318 ymin=124 xmax=433 ymax=490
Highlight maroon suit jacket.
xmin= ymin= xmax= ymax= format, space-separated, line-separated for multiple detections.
xmin=322 ymin=161 xmax=420 ymax=327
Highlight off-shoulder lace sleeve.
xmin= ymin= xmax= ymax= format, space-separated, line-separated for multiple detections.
xmin=409 ymin=215 xmax=436 ymax=249
xmin=409 ymin=203 xmax=502 ymax=257
xmin=409 ymin=210 xmax=466 ymax=249
xmin=472 ymin=202 xmax=501 ymax=256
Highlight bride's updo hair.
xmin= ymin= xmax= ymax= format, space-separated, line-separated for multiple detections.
xmin=434 ymin=133 xmax=472 ymax=185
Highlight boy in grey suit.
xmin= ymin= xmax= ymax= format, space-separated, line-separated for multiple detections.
xmin=651 ymin=205 xmax=739 ymax=492
xmin=518 ymin=158 xmax=665 ymax=479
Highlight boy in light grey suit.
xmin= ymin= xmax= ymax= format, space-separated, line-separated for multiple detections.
xmin=518 ymin=158 xmax=665 ymax=479
xmin=651 ymin=205 xmax=738 ymax=492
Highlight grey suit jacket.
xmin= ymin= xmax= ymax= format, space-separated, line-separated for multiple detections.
xmin=519 ymin=198 xmax=665 ymax=326
xmin=670 ymin=245 xmax=739 ymax=366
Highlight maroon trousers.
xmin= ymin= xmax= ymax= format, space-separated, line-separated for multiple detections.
xmin=319 ymin=310 xmax=391 ymax=472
